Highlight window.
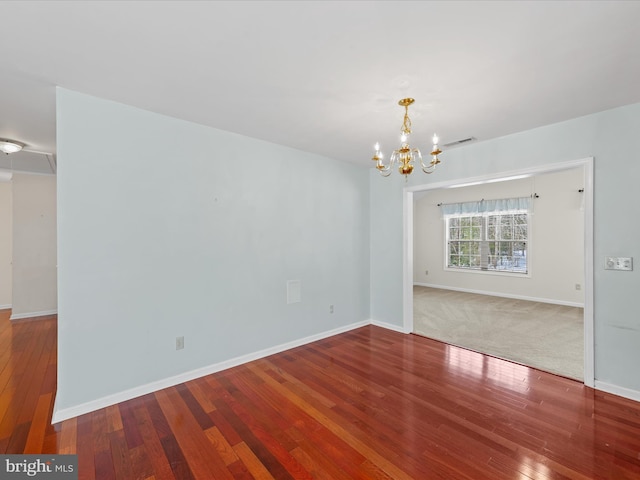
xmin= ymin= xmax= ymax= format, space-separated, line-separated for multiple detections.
xmin=444 ymin=198 xmax=530 ymax=274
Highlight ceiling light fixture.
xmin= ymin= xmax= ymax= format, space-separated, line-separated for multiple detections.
xmin=371 ymin=98 xmax=442 ymax=178
xmin=0 ymin=139 xmax=24 ymax=155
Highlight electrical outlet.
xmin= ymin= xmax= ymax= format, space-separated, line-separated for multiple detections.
xmin=425 ymin=270 xmax=429 ymax=275
xmin=176 ymin=336 xmax=184 ymax=350
xmin=575 ymin=284 xmax=581 ymax=290
xmin=329 ymin=305 xmax=334 ymax=314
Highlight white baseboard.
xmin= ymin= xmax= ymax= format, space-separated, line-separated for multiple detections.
xmin=52 ymin=319 xmax=371 ymax=424
xmin=0 ymin=304 xmax=11 ymax=311
xmin=54 ymin=319 xmax=640 ymax=422
xmin=594 ymin=380 xmax=640 ymax=403
xmin=10 ymin=309 xmax=58 ymax=321
xmin=414 ymin=283 xmax=584 ymax=308
xmin=370 ymin=319 xmax=410 ymax=334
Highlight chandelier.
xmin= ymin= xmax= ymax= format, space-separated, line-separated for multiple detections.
xmin=371 ymin=98 xmax=442 ymax=178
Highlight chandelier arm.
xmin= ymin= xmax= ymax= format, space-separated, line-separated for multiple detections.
xmin=389 ymin=150 xmax=400 ymax=169
xmin=422 ymin=158 xmax=436 ymax=173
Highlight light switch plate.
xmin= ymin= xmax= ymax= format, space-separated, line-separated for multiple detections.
xmin=604 ymin=256 xmax=633 ymax=271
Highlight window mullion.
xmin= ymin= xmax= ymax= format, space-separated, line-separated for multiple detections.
xmin=480 ymin=214 xmax=488 ymax=271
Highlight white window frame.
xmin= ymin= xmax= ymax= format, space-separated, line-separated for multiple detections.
xmin=444 ymin=209 xmax=530 ymax=276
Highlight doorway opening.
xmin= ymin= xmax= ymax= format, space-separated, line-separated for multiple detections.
xmin=402 ymin=158 xmax=594 ymax=386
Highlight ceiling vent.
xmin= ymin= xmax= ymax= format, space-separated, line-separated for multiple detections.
xmin=444 ymin=137 xmax=477 ymax=148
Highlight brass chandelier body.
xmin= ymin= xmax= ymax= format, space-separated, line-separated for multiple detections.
xmin=371 ymin=98 xmax=442 ymax=178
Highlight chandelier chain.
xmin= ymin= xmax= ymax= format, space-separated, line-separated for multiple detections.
xmin=402 ymin=106 xmax=412 ymax=136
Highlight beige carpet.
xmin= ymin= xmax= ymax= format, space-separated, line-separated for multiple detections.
xmin=413 ymin=286 xmax=584 ymax=380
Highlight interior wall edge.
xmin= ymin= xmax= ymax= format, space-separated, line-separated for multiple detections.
xmin=370 ymin=319 xmax=410 ymax=334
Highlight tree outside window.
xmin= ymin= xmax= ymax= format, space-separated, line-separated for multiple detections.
xmin=447 ymin=212 xmax=528 ymax=274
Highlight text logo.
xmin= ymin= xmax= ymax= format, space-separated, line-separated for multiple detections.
xmin=1 ymin=455 xmax=78 ymax=479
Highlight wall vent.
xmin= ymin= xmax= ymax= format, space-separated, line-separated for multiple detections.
xmin=444 ymin=137 xmax=477 ymax=148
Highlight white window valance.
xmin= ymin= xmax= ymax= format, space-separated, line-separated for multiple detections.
xmin=440 ymin=196 xmax=532 ymax=216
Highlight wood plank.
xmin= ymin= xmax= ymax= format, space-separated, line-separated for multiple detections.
xmin=216 ymin=374 xmax=313 ymax=479
xmin=155 ymin=387 xmax=234 ymax=480
xmin=232 ymin=441 xmax=276 ymax=480
xmin=105 ymin=404 xmax=124 ymax=433
xmin=76 ymin=413 xmax=96 ymax=480
xmin=118 ymin=398 xmax=145 ymax=449
xmin=186 ymin=378 xmax=218 ymax=414
xmin=212 ymin=393 xmax=297 ymax=480
xmin=129 ymin=444 xmax=155 ymax=480
xmin=109 ymin=429 xmax=134 ymax=479
xmin=176 ymin=383 xmax=214 ymax=431
xmin=159 ymin=433 xmax=194 ymax=480
xmin=23 ymin=392 xmax=53 ymax=453
xmin=94 ymin=448 xmax=116 ymax=480
xmin=59 ymin=415 xmax=77 ymax=455
xmin=91 ymin=408 xmax=110 ymax=453
xmin=204 ymin=426 xmax=239 ymax=466
xmin=5 ymin=421 xmax=30 ymax=453
xmin=132 ymin=398 xmax=176 ymax=480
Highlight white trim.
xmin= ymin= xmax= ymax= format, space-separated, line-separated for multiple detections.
xmin=442 ymin=210 xmax=532 ymax=278
xmin=52 ymin=319 xmax=370 ymax=424
xmin=582 ymin=158 xmax=595 ymax=387
xmin=595 ymin=381 xmax=640 ymax=403
xmin=403 ymin=189 xmax=414 ymax=337
xmin=10 ymin=309 xmax=57 ymax=321
xmin=404 ymin=159 xmax=593 ymax=194
xmin=371 ymin=319 xmax=410 ymax=334
xmin=0 ymin=304 xmax=11 ymax=310
xmin=403 ymin=157 xmax=595 ymax=388
xmin=50 ymin=314 xmax=640 ymax=423
xmin=0 ymin=167 xmax=54 ymax=178
xmin=413 ymin=283 xmax=585 ymax=308
xmin=443 ymin=265 xmax=532 ymax=279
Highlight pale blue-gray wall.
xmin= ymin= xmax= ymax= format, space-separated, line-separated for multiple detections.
xmin=56 ymin=86 xmax=640 ymax=415
xmin=370 ymin=102 xmax=640 ymax=392
xmin=55 ymin=88 xmax=370 ymax=414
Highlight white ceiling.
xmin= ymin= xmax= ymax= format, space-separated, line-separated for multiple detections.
xmin=1 ymin=1 xmax=640 ymax=174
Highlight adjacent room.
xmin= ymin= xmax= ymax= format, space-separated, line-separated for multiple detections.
xmin=412 ymin=167 xmax=586 ymax=380
xmin=1 ymin=1 xmax=640 ymax=479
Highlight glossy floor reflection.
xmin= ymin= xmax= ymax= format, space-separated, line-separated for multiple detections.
xmin=414 ymin=286 xmax=584 ymax=380
xmin=2 ymin=311 xmax=640 ymax=479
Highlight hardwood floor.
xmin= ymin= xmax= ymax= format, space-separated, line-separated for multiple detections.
xmin=2 ymin=309 xmax=640 ymax=479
